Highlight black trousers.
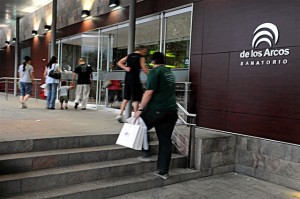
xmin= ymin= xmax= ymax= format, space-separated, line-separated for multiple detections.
xmin=141 ymin=109 xmax=178 ymax=174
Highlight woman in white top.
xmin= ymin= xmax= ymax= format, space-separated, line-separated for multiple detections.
xmin=18 ymin=56 xmax=34 ymax=109
xmin=43 ymin=56 xmax=61 ymax=109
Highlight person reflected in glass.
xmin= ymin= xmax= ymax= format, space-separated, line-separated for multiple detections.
xmin=44 ymin=56 xmax=61 ymax=110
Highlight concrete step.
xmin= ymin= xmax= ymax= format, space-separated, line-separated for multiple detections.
xmin=0 ymin=155 xmax=186 ymax=196
xmin=0 ymin=131 xmax=158 ymax=155
xmin=0 ymin=142 xmax=159 ymax=174
xmin=5 ymin=168 xmax=202 ymax=199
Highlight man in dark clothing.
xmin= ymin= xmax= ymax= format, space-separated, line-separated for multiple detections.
xmin=72 ymin=57 xmax=93 ymax=110
xmin=134 ymin=52 xmax=178 ymax=180
xmin=116 ymin=46 xmax=149 ymax=122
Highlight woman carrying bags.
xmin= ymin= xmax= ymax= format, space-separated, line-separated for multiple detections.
xmin=44 ymin=56 xmax=61 ymax=110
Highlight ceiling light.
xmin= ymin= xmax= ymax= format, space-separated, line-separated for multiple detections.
xmin=5 ymin=41 xmax=10 ymax=45
xmin=32 ymin=30 xmax=38 ymax=36
xmin=109 ymin=0 xmax=119 ymax=7
xmin=44 ymin=25 xmax=51 ymax=31
xmin=81 ymin=10 xmax=90 ymax=18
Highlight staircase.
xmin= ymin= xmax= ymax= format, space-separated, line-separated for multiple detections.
xmin=0 ymin=132 xmax=202 ymax=199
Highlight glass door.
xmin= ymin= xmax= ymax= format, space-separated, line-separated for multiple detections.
xmin=59 ymin=31 xmax=99 ymax=109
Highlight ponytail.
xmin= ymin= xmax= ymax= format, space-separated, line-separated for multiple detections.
xmin=23 ymin=56 xmax=31 ymax=71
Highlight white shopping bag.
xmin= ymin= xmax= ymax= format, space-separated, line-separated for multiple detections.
xmin=126 ymin=117 xmax=149 ymax=150
xmin=116 ymin=122 xmax=143 ymax=150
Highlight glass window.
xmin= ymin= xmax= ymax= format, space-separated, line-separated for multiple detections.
xmin=165 ymin=11 xmax=191 ymax=68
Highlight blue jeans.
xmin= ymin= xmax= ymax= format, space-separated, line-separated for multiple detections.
xmin=47 ymin=83 xmax=58 ymax=108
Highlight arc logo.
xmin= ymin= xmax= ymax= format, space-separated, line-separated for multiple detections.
xmin=252 ymin=23 xmax=279 ymax=48
xmin=239 ymin=22 xmax=290 ymax=67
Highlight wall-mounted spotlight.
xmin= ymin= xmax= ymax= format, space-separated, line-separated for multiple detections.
xmin=44 ymin=25 xmax=51 ymax=31
xmin=5 ymin=41 xmax=10 ymax=45
xmin=32 ymin=30 xmax=38 ymax=36
xmin=81 ymin=10 xmax=90 ymax=18
xmin=109 ymin=0 xmax=119 ymax=7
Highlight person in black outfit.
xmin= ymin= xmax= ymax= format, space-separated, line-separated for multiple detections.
xmin=116 ymin=46 xmax=149 ymax=122
xmin=72 ymin=57 xmax=93 ymax=110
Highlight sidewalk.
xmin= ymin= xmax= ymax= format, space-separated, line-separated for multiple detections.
xmin=110 ymin=172 xmax=299 ymax=199
xmin=0 ymin=93 xmax=123 ymax=141
xmin=0 ymin=93 xmax=299 ymax=199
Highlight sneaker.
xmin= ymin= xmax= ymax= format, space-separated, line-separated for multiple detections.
xmin=137 ymin=156 xmax=152 ymax=162
xmin=81 ymin=108 xmax=86 ymax=110
xmin=154 ymin=171 xmax=169 ymax=180
xmin=116 ymin=115 xmax=124 ymax=123
xmin=74 ymin=103 xmax=79 ymax=109
xmin=20 ymin=102 xmax=27 ymax=109
xmin=65 ymin=106 xmax=68 ymax=109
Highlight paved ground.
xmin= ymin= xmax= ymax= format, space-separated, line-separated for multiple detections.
xmin=110 ymin=173 xmax=300 ymax=199
xmin=0 ymin=93 xmax=299 ymax=199
xmin=0 ymin=93 xmax=123 ymax=141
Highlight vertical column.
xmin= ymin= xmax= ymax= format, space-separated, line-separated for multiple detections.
xmin=51 ymin=0 xmax=57 ymax=57
xmin=14 ymin=17 xmax=20 ymax=96
xmin=125 ymin=0 xmax=136 ymax=118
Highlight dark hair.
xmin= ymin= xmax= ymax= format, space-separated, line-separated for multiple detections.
xmin=151 ymin=52 xmax=165 ymax=65
xmin=46 ymin=56 xmax=58 ymax=68
xmin=61 ymin=80 xmax=67 ymax=86
xmin=23 ymin=56 xmax=31 ymax=71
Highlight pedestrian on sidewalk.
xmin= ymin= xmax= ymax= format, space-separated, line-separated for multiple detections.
xmin=134 ymin=52 xmax=178 ymax=180
xmin=116 ymin=45 xmax=149 ymax=123
xmin=44 ymin=56 xmax=61 ymax=110
xmin=18 ymin=56 xmax=34 ymax=109
xmin=72 ymin=57 xmax=93 ymax=110
xmin=58 ymin=80 xmax=74 ymax=110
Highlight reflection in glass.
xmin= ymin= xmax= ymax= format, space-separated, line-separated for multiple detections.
xmin=165 ymin=12 xmax=191 ymax=68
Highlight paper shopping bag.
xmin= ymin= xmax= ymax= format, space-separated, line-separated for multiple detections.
xmin=126 ymin=117 xmax=149 ymax=150
xmin=116 ymin=123 xmax=144 ymax=150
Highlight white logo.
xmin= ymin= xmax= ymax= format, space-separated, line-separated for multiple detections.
xmin=252 ymin=23 xmax=279 ymax=48
xmin=240 ymin=22 xmax=289 ymax=67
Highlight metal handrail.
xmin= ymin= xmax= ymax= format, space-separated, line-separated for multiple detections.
xmin=0 ymin=77 xmax=42 ymax=100
xmin=176 ymin=101 xmax=197 ymax=169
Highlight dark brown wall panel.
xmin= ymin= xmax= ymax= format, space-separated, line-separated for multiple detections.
xmin=30 ymin=34 xmax=50 ymax=81
xmin=189 ymin=54 xmax=202 ymax=112
xmin=0 ymin=46 xmax=15 ymax=77
xmin=199 ymin=53 xmax=229 ymax=111
xmin=227 ymin=113 xmax=300 ymax=144
xmin=202 ymin=0 xmax=300 ymax=53
xmin=228 ymin=46 xmax=300 ymax=119
xmin=191 ymin=1 xmax=204 ymax=55
xmin=197 ymin=109 xmax=227 ymax=130
xmin=189 ymin=0 xmax=300 ymax=144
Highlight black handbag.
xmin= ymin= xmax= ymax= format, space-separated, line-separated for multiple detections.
xmin=48 ymin=63 xmax=61 ymax=79
xmin=49 ymin=69 xmax=61 ymax=79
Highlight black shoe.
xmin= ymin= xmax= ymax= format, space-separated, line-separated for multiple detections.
xmin=81 ymin=108 xmax=86 ymax=110
xmin=50 ymin=107 xmax=55 ymax=110
xmin=74 ymin=103 xmax=79 ymax=109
